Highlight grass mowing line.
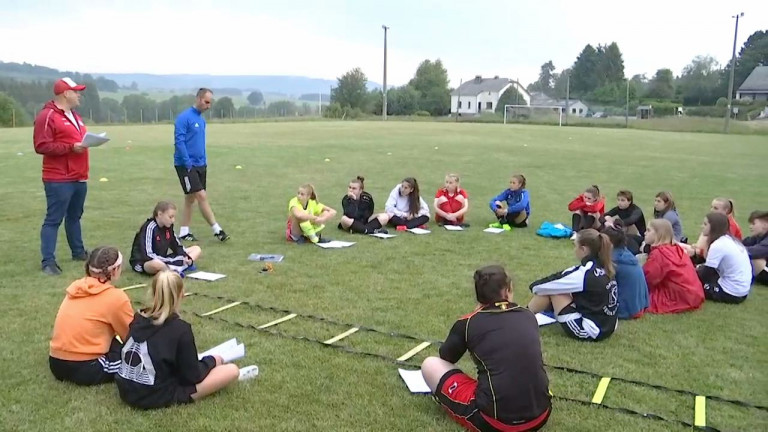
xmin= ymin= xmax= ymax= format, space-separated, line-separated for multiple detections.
xmin=187 ymin=306 xmax=724 ymax=432
xmin=187 ymin=292 xmax=768 ymax=412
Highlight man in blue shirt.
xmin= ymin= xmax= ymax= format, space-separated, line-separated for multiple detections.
xmin=174 ymin=88 xmax=230 ymax=242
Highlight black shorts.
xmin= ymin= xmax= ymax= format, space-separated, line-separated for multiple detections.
xmin=557 ymin=303 xmax=614 ymax=341
xmin=702 ymin=280 xmax=747 ymax=304
xmin=49 ymin=338 xmax=123 ymax=386
xmin=175 ymin=166 xmax=207 ymax=194
xmin=435 ymin=369 xmax=551 ymax=432
xmin=755 ymin=269 xmax=768 ymax=286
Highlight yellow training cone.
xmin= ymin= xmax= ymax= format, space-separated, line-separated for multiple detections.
xmin=99 ymin=178 xmax=108 ymax=182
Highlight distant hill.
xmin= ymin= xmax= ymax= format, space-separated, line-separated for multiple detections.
xmin=94 ymin=73 xmax=382 ymax=97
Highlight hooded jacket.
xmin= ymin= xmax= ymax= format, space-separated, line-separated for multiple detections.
xmin=612 ymin=247 xmax=649 ymax=319
xmin=115 ymin=313 xmax=216 ymax=410
xmin=568 ymin=195 xmax=605 ymax=215
xmin=384 ymin=184 xmax=429 ymax=218
xmin=49 ymin=277 xmax=134 ymax=361
xmin=33 ymin=100 xmax=89 ymax=182
xmin=643 ymin=244 xmax=704 ymax=314
xmin=743 ymin=233 xmax=768 ymax=260
xmin=489 ymin=188 xmax=530 ymax=215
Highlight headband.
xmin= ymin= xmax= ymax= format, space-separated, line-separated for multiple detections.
xmin=88 ymin=251 xmax=123 ymax=275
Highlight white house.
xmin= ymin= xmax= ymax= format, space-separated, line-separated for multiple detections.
xmin=529 ymin=92 xmax=589 ymax=117
xmin=450 ymin=76 xmax=530 ymax=115
xmin=736 ymin=66 xmax=768 ymax=101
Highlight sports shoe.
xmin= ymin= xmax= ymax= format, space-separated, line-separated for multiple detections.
xmin=239 ymin=365 xmax=259 ymax=381
xmin=502 ymin=224 xmax=512 ymax=231
xmin=489 ymin=222 xmax=503 ymax=229
xmin=42 ymin=262 xmax=62 ymax=276
xmin=373 ymin=228 xmax=389 ymax=235
xmin=570 ymin=232 xmax=578 ymax=240
xmin=179 ymin=233 xmax=198 ymax=241
xmin=72 ymin=250 xmax=89 ymax=261
xmin=214 ymin=230 xmax=230 ymax=242
xmin=186 ymin=264 xmax=197 ymax=272
xmin=307 ymin=233 xmax=320 ymax=243
xmin=460 ymin=223 xmax=471 ymax=228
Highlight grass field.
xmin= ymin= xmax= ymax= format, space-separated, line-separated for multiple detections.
xmin=0 ymin=122 xmax=766 ymax=431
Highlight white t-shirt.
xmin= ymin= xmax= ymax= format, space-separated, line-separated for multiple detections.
xmin=705 ymin=236 xmax=752 ymax=297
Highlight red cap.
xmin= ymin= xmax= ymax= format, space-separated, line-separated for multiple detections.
xmin=53 ymin=77 xmax=86 ymax=95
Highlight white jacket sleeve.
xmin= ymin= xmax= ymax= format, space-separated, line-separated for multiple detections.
xmin=385 ymin=186 xmax=405 ymax=217
xmin=417 ymin=196 xmax=430 ymax=217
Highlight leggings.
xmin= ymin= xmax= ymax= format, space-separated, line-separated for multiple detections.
xmin=388 ymin=215 xmax=429 ymax=229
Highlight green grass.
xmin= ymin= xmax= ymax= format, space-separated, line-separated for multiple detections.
xmin=1 ymin=122 xmax=766 ymax=431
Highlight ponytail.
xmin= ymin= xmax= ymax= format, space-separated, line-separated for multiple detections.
xmin=598 ymin=233 xmax=615 ymax=279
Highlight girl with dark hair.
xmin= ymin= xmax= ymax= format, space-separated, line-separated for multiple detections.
xmin=384 ymin=177 xmax=430 ymax=229
xmin=338 ymin=176 xmax=389 ymax=235
xmin=130 ymin=201 xmax=202 ymax=276
xmin=653 ymin=191 xmax=684 ymax=242
xmin=528 ymin=229 xmax=618 ymax=341
xmin=489 ymin=174 xmax=530 ymax=229
xmin=49 ymin=246 xmax=134 ymax=385
xmin=602 ymin=220 xmax=649 ymax=319
xmin=695 ymin=212 xmax=752 ymax=303
xmin=420 ymin=265 xmax=551 ymax=432
xmin=568 ymin=185 xmax=605 ymax=238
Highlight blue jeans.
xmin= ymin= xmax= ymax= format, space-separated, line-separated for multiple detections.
xmin=41 ymin=181 xmax=87 ymax=265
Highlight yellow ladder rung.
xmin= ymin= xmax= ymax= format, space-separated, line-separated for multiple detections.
xmin=397 ymin=341 xmax=431 ymax=362
xmin=120 ymin=284 xmax=147 ymax=291
xmin=591 ymin=377 xmax=612 ymax=404
xmin=324 ymin=327 xmax=360 ymax=344
xmin=200 ymin=301 xmax=242 ymax=317
xmin=694 ymin=396 xmax=706 ymax=427
xmin=257 ymin=313 xmax=298 ymax=329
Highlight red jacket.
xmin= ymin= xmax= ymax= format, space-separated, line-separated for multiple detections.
xmin=33 ymin=101 xmax=89 ymax=182
xmin=643 ymin=244 xmax=704 ymax=314
xmin=567 ymin=195 xmax=605 ymax=215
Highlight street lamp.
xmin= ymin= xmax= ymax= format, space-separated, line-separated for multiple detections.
xmin=382 ymin=25 xmax=389 ymax=121
xmin=724 ymin=12 xmax=744 ymax=134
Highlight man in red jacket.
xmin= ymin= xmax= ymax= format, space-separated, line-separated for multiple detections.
xmin=33 ymin=78 xmax=89 ymax=275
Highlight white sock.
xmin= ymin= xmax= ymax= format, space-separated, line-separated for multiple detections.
xmin=180 ymin=226 xmax=189 ymax=236
xmin=212 ymin=223 xmax=222 ymax=234
xmin=239 ymin=365 xmax=259 ymax=381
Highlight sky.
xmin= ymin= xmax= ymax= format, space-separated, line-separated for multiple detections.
xmin=1 ymin=0 xmax=766 ymax=89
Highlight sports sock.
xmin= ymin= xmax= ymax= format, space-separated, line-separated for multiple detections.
xmin=180 ymin=226 xmax=190 ymax=236
xmin=211 ymin=223 xmax=222 ymax=234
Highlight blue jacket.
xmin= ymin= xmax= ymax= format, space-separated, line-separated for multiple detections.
xmin=489 ymin=188 xmax=530 ymax=215
xmin=174 ymin=107 xmax=207 ymax=168
xmin=612 ymin=247 xmax=649 ymax=319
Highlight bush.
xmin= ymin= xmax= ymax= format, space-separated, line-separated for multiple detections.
xmin=685 ymin=106 xmax=726 ymax=117
xmin=715 ymin=97 xmax=728 ymax=107
xmin=413 ymin=110 xmax=431 ymax=117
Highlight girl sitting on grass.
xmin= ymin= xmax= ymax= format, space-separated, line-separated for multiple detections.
xmin=695 ymin=212 xmax=752 ymax=304
xmin=130 ymin=201 xmax=201 ymax=277
xmin=528 ymin=229 xmax=618 ymax=342
xmin=116 ymin=271 xmax=258 ymax=409
xmin=684 ymin=197 xmax=743 ymax=263
xmin=385 ymin=177 xmax=430 ymax=230
xmin=49 ymin=246 xmax=134 ymax=386
xmin=489 ymin=174 xmax=530 ymax=230
xmin=568 ymin=185 xmax=605 ymax=238
xmin=286 ymin=184 xmax=337 ymax=243
xmin=338 ymin=176 xmax=389 ymax=235
xmin=602 ymin=219 xmax=649 ymax=319
xmin=743 ymin=210 xmax=768 ymax=286
xmin=433 ymin=173 xmax=470 ymax=227
xmin=653 ymin=191 xmax=685 ymax=243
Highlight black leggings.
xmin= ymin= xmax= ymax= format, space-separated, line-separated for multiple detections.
xmin=498 ymin=211 xmax=528 ymax=228
xmin=338 ymin=217 xmax=383 ymax=234
xmin=697 ymin=266 xmax=747 ymax=304
xmin=388 ymin=215 xmax=429 ymax=229
xmin=49 ymin=338 xmax=123 ymax=386
xmin=572 ymin=213 xmax=597 ymax=232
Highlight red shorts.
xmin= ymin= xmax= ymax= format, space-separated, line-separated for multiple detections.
xmin=435 ymin=370 xmax=551 ymax=432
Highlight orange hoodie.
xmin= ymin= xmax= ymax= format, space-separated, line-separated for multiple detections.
xmin=49 ymin=277 xmax=134 ymax=361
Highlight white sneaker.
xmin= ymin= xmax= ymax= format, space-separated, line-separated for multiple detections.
xmin=570 ymin=232 xmax=578 ymax=240
xmin=239 ymin=365 xmax=259 ymax=381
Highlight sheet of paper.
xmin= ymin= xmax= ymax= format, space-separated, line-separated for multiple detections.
xmin=82 ymin=132 xmax=109 ymax=148
xmin=199 ymin=338 xmax=237 ymax=359
xmin=407 ymin=228 xmax=431 ymax=234
xmin=198 ymin=338 xmax=245 ymax=363
xmin=248 ymin=253 xmax=284 ymax=262
xmin=315 ymin=240 xmax=356 ymax=249
xmin=483 ymin=227 xmax=505 ymax=234
xmin=369 ymin=233 xmax=396 ymax=239
xmin=398 ymin=369 xmax=432 ymax=394
xmin=186 ymin=271 xmax=227 ymax=281
xmin=444 ymin=225 xmax=463 ymax=231
xmin=536 ymin=312 xmax=557 ymax=326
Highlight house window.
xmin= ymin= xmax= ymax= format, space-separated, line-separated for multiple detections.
xmin=571 ymin=108 xmax=576 ymax=114
xmin=458 ymin=101 xmax=462 ymax=108
xmin=468 ymin=101 xmax=471 ymax=109
xmin=486 ymin=102 xmax=493 ymax=110
xmin=579 ymin=108 xmax=583 ymax=114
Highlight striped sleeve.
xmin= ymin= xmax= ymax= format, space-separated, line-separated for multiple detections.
xmin=529 ymin=261 xmax=591 ymax=295
xmin=144 ymin=221 xmax=175 ymax=263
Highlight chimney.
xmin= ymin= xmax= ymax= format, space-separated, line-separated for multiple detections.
xmin=474 ymin=75 xmax=482 ymax=83
xmin=493 ymin=75 xmax=499 ymax=79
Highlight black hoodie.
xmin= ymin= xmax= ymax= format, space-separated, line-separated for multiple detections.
xmin=115 ymin=312 xmax=216 ymax=409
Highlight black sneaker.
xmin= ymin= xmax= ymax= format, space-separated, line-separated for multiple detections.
xmin=460 ymin=223 xmax=471 ymax=228
xmin=42 ymin=262 xmax=62 ymax=276
xmin=73 ymin=250 xmax=89 ymax=261
xmin=373 ymin=228 xmax=389 ymax=235
xmin=179 ymin=233 xmax=198 ymax=241
xmin=214 ymin=230 xmax=230 ymax=242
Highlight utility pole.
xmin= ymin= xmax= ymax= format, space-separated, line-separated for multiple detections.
xmin=724 ymin=12 xmax=744 ymax=134
xmin=565 ymin=72 xmax=570 ymax=125
xmin=625 ymin=78 xmax=630 ymax=128
xmin=382 ymin=25 xmax=389 ymax=120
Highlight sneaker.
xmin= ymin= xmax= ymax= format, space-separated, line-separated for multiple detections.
xmin=460 ymin=223 xmax=471 ymax=228
xmin=570 ymin=232 xmax=578 ymax=240
xmin=239 ymin=365 xmax=259 ymax=381
xmin=214 ymin=230 xmax=230 ymax=242
xmin=186 ymin=264 xmax=197 ymax=272
xmin=502 ymin=224 xmax=512 ymax=231
xmin=489 ymin=222 xmax=503 ymax=229
xmin=307 ymin=233 xmax=320 ymax=243
xmin=179 ymin=233 xmax=198 ymax=242
xmin=317 ymin=236 xmax=332 ymax=244
xmin=373 ymin=228 xmax=389 ymax=235
xmin=72 ymin=250 xmax=89 ymax=261
xmin=42 ymin=262 xmax=62 ymax=276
